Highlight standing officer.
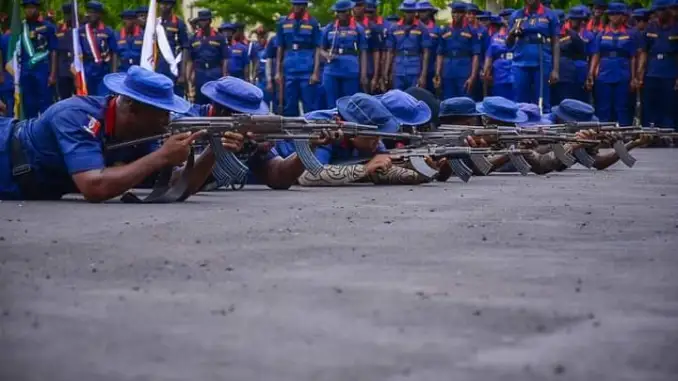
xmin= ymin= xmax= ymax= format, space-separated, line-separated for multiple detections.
xmin=219 ymin=23 xmax=250 ymax=80
xmin=637 ymin=0 xmax=678 ymax=128
xmin=252 ymin=27 xmax=270 ymax=105
xmin=265 ymin=33 xmax=280 ymax=112
xmin=0 ymin=30 xmax=15 ymax=117
xmin=586 ymin=2 xmax=638 ymax=125
xmin=116 ymin=10 xmax=143 ymax=73
xmin=588 ymin=0 xmax=608 ymax=33
xmin=157 ymin=0 xmax=190 ymax=97
xmin=383 ymin=0 xmax=431 ymax=91
xmin=187 ymin=10 xmax=229 ymax=105
xmin=321 ymin=0 xmax=368 ymax=108
xmin=55 ymin=2 xmax=74 ymax=100
xmin=483 ymin=15 xmax=514 ymax=99
xmin=79 ymin=1 xmax=118 ymax=96
xmin=631 ymin=8 xmax=650 ymax=32
xmin=434 ymin=2 xmax=480 ymax=100
xmin=136 ymin=6 xmax=149 ymax=29
xmin=19 ymin=0 xmax=57 ymax=118
xmin=361 ymin=0 xmax=386 ymax=94
xmin=465 ymin=2 xmax=487 ymax=100
xmin=506 ymin=0 xmax=560 ymax=113
xmin=555 ymin=5 xmax=594 ymax=104
xmin=275 ymin=0 xmax=322 ymax=116
xmin=417 ymin=1 xmax=440 ymax=94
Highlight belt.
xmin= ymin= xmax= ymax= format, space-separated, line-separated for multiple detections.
xmin=396 ymin=50 xmax=420 ymax=56
xmin=10 ymin=121 xmax=41 ymax=200
xmin=524 ymin=35 xmax=551 ymax=44
xmin=562 ymin=53 xmax=587 ymax=61
xmin=333 ymin=48 xmax=359 ymax=56
xmin=445 ymin=51 xmax=471 ymax=58
xmin=195 ymin=61 xmax=219 ymax=69
xmin=600 ymin=51 xmax=629 ymax=58
xmin=290 ymin=44 xmax=314 ymax=51
xmin=652 ymin=53 xmax=676 ymax=60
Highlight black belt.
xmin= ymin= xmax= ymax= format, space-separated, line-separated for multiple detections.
xmin=562 ymin=53 xmax=587 ymax=61
xmin=332 ymin=48 xmax=359 ymax=56
xmin=446 ymin=51 xmax=471 ymax=58
xmin=289 ymin=44 xmax=314 ymax=51
xmin=195 ymin=61 xmax=219 ymax=69
xmin=600 ymin=51 xmax=629 ymax=58
xmin=10 ymin=121 xmax=42 ymax=200
xmin=396 ymin=51 xmax=420 ymax=56
xmin=524 ymin=36 xmax=551 ymax=44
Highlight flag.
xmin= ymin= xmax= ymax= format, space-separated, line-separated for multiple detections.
xmin=71 ymin=0 xmax=88 ymax=95
xmin=140 ymin=0 xmax=158 ymax=71
xmin=5 ymin=0 xmax=23 ymax=119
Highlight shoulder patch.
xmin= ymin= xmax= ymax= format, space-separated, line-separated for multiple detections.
xmin=83 ymin=116 xmax=101 ymax=137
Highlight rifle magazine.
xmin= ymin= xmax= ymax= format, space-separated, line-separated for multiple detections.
xmin=294 ymin=140 xmax=324 ymax=175
xmin=613 ymin=141 xmax=637 ymax=168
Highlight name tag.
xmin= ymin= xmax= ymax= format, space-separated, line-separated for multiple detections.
xmin=283 ymin=23 xmax=293 ymax=29
xmin=506 ymin=52 xmax=513 ymax=60
xmin=300 ymin=24 xmax=313 ymax=30
xmin=209 ymin=41 xmax=221 ymax=46
xmin=191 ymin=41 xmax=200 ymax=47
xmin=118 ymin=39 xmax=126 ymax=44
xmin=134 ymin=40 xmax=142 ymax=45
xmin=56 ymin=32 xmax=64 ymax=37
xmin=461 ymin=32 xmax=472 ymax=38
xmin=97 ymin=33 xmax=108 ymax=38
xmin=411 ymin=30 xmax=422 ymax=35
xmin=232 ymin=49 xmax=242 ymax=54
xmin=166 ymin=27 xmax=178 ymax=32
xmin=657 ymin=54 xmax=664 ymax=60
xmin=618 ymin=35 xmax=630 ymax=40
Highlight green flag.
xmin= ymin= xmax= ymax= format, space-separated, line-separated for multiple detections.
xmin=5 ymin=0 xmax=23 ymax=119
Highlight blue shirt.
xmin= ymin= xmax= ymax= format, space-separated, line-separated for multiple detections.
xmin=265 ymin=36 xmax=279 ymax=79
xmin=78 ymin=23 xmax=118 ymax=77
xmin=486 ymin=29 xmax=513 ymax=84
xmin=357 ymin=16 xmax=387 ymax=77
xmin=559 ymin=27 xmax=594 ymax=83
xmin=0 ymin=96 xmax=156 ymax=200
xmin=421 ymin=21 xmax=441 ymax=75
xmin=591 ymin=26 xmax=637 ymax=83
xmin=386 ymin=20 xmax=432 ymax=76
xmin=19 ymin=19 xmax=57 ymax=73
xmin=437 ymin=23 xmax=481 ymax=79
xmin=190 ymin=28 xmax=229 ymax=71
xmin=322 ymin=21 xmax=368 ymax=77
xmin=643 ymin=22 xmax=678 ymax=79
xmin=227 ymin=40 xmax=252 ymax=78
xmin=508 ymin=6 xmax=559 ymax=67
xmin=116 ymin=27 xmax=143 ymax=72
xmin=55 ymin=22 xmax=74 ymax=78
xmin=276 ymin=12 xmax=322 ymax=76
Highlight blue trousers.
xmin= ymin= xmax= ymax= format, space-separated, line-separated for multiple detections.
xmin=323 ymin=73 xmax=360 ymax=109
xmin=194 ymin=68 xmax=222 ymax=105
xmin=442 ymin=78 xmax=471 ymax=100
xmin=394 ymin=75 xmax=418 ymax=91
xmin=56 ymin=76 xmax=75 ymax=100
xmin=20 ymin=71 xmax=52 ymax=118
xmin=491 ymin=83 xmax=513 ymax=100
xmin=283 ymin=75 xmax=319 ymax=117
xmin=594 ymin=80 xmax=631 ymax=126
xmin=643 ymin=76 xmax=675 ymax=128
xmin=256 ymin=79 xmax=276 ymax=113
xmin=85 ymin=75 xmax=110 ymax=97
xmin=0 ymin=90 xmax=15 ymax=118
xmin=512 ymin=65 xmax=552 ymax=113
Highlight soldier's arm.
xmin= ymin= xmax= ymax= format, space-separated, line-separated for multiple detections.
xmin=108 ymin=30 xmax=119 ymax=72
xmin=48 ymin=25 xmax=58 ymax=83
xmin=179 ymin=20 xmax=190 ymax=82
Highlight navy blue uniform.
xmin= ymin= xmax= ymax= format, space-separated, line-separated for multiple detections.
xmin=116 ymin=26 xmax=143 ymax=72
xmin=55 ymin=22 xmax=75 ymax=100
xmin=189 ymin=28 xmax=229 ymax=105
xmin=78 ymin=22 xmax=118 ymax=96
xmin=641 ymin=22 xmax=678 ymax=128
xmin=20 ymin=18 xmax=58 ymax=118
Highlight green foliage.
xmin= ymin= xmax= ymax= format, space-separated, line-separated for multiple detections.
xmin=0 ymin=0 xmax=184 ymax=29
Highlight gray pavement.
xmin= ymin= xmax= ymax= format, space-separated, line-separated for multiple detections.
xmin=1 ymin=148 xmax=677 ymax=381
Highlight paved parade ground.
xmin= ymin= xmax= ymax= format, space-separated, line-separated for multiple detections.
xmin=1 ymin=148 xmax=677 ymax=381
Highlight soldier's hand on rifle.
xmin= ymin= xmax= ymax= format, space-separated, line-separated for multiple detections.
xmin=424 ymin=156 xmax=452 ymax=182
xmin=464 ymin=135 xmax=489 ymax=148
xmin=575 ymin=129 xmax=598 ymax=141
xmin=310 ymin=129 xmax=343 ymax=148
xmin=365 ymin=154 xmax=392 ymax=174
xmin=548 ymin=70 xmax=559 ymax=85
xmin=518 ymin=139 xmax=539 ymax=149
xmin=220 ymin=131 xmax=245 ymax=152
xmin=632 ymin=133 xmax=653 ymax=148
xmin=158 ymin=130 xmax=206 ymax=166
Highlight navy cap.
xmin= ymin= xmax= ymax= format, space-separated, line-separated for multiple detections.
xmin=376 ymin=90 xmax=432 ymax=126
xmin=159 ymin=0 xmax=177 ymax=3
xmin=476 ymin=97 xmax=528 ymax=124
xmin=365 ymin=0 xmax=378 ymax=10
xmin=466 ymin=3 xmax=480 ymax=12
xmin=651 ymin=0 xmax=673 ymax=10
xmin=554 ymin=9 xmax=566 ymax=20
xmin=417 ymin=1 xmax=438 ymax=12
xmin=331 ymin=0 xmax=355 ymax=12
xmin=21 ymin=0 xmax=40 ymax=6
xmin=517 ymin=103 xmax=552 ymax=125
xmin=202 ymin=77 xmax=269 ymax=115
xmin=552 ymin=99 xmax=598 ymax=122
xmin=61 ymin=2 xmax=73 ymax=12
xmin=336 ymin=93 xmax=400 ymax=133
xmin=477 ymin=11 xmax=492 ymax=20
xmin=632 ymin=7 xmax=650 ymax=17
xmin=104 ymin=66 xmax=190 ymax=114
xmin=399 ymin=0 xmax=419 ymax=12
xmin=568 ymin=5 xmax=590 ymax=19
xmin=440 ymin=97 xmax=482 ymax=117
xmin=136 ymin=5 xmax=149 ymax=14
xmin=450 ymin=1 xmax=468 ymax=12
xmin=404 ymin=87 xmax=440 ymax=127
xmin=304 ymin=108 xmax=339 ymax=120
xmin=499 ymin=8 xmax=514 ymax=17
xmin=196 ymin=10 xmax=213 ymax=20
xmin=218 ymin=22 xmax=235 ymax=31
xmin=86 ymin=1 xmax=104 ymax=12
xmin=120 ymin=9 xmax=137 ymax=19
xmin=606 ymin=2 xmax=627 ymax=14
xmin=290 ymin=0 xmax=309 ymax=4
xmin=489 ymin=15 xmax=503 ymax=24
xmin=593 ymin=0 xmax=608 ymax=7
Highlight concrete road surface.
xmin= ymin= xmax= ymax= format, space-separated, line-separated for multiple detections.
xmin=1 ymin=148 xmax=677 ymax=381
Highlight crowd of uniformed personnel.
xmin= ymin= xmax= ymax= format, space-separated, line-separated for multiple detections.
xmin=1 ymin=0 xmax=677 ymax=126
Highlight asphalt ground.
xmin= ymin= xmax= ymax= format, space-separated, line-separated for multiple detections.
xmin=1 ymin=148 xmax=677 ymax=381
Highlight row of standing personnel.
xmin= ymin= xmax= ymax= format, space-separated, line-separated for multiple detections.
xmin=1 ymin=0 xmax=677 ymax=129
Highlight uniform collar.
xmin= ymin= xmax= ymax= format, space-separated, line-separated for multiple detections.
xmin=449 ymin=19 xmax=469 ymax=29
xmin=161 ymin=14 xmax=178 ymax=24
xmin=287 ymin=11 xmax=310 ymax=21
xmin=88 ymin=21 xmax=106 ymax=31
xmin=104 ymin=97 xmax=117 ymax=137
xmin=587 ymin=19 xmax=604 ymax=31
xmin=605 ymin=24 xmax=627 ymax=33
xmin=196 ymin=27 xmax=216 ymax=37
xmin=397 ymin=18 xmax=417 ymax=26
xmin=524 ymin=4 xmax=545 ymax=15
xmin=363 ymin=15 xmax=383 ymax=25
xmin=335 ymin=18 xmax=357 ymax=28
xmin=120 ymin=25 xmax=141 ymax=38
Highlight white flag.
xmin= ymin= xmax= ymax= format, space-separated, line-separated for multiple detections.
xmin=140 ymin=0 xmax=158 ymax=71
xmin=71 ymin=0 xmax=87 ymax=94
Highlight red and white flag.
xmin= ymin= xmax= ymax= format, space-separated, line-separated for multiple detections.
xmin=140 ymin=0 xmax=158 ymax=71
xmin=71 ymin=0 xmax=87 ymax=95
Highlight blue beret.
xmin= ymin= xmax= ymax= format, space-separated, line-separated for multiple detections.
xmin=651 ymin=0 xmax=673 ymax=10
xmin=632 ymin=7 xmax=650 ymax=17
xmin=606 ymin=2 xmax=627 ymax=14
xmin=120 ymin=9 xmax=137 ymax=18
xmin=568 ymin=5 xmax=590 ymax=19
xmin=291 ymin=0 xmax=309 ymax=4
xmin=21 ymin=0 xmax=41 ymax=6
xmin=86 ymin=1 xmax=104 ymax=12
xmin=196 ymin=10 xmax=213 ymax=20
xmin=449 ymin=2 xmax=468 ymax=12
xmin=499 ymin=8 xmax=514 ymax=17
xmin=399 ymin=0 xmax=418 ymax=12
xmin=331 ymin=0 xmax=355 ymax=12
xmin=489 ymin=15 xmax=503 ymax=24
xmin=136 ymin=5 xmax=149 ymax=14
xmin=477 ymin=11 xmax=492 ymax=20
xmin=416 ymin=1 xmax=438 ymax=12
xmin=593 ymin=0 xmax=608 ymax=7
xmin=218 ymin=22 xmax=235 ymax=31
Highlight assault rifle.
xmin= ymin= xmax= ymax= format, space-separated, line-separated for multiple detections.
xmin=108 ymin=115 xmax=416 ymax=203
